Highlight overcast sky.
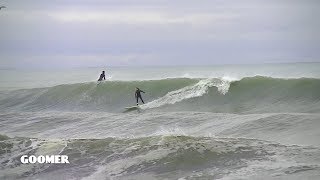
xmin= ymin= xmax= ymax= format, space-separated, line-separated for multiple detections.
xmin=0 ymin=0 xmax=319 ymax=68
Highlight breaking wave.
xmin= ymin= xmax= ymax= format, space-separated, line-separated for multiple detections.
xmin=1 ymin=134 xmax=319 ymax=180
xmin=0 ymin=76 xmax=320 ymax=113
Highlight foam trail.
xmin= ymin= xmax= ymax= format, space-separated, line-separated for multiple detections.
xmin=141 ymin=78 xmax=231 ymax=109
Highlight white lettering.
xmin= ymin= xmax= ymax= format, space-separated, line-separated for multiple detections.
xmin=29 ymin=155 xmax=36 ymax=163
xmin=61 ymin=155 xmax=69 ymax=163
xmin=20 ymin=155 xmax=70 ymax=164
xmin=45 ymin=155 xmax=55 ymax=163
xmin=54 ymin=155 xmax=61 ymax=163
xmin=21 ymin=155 xmax=28 ymax=164
xmin=38 ymin=155 xmax=45 ymax=163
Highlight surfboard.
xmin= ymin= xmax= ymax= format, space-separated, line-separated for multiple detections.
xmin=125 ymin=106 xmax=139 ymax=110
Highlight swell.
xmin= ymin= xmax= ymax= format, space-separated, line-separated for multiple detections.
xmin=1 ymin=111 xmax=319 ymax=146
xmin=0 ymin=78 xmax=198 ymax=112
xmin=0 ymin=76 xmax=320 ymax=113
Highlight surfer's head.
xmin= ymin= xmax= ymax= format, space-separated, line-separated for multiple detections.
xmin=102 ymin=71 xmax=105 ymax=74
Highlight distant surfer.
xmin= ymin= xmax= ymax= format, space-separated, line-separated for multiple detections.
xmin=135 ymin=87 xmax=145 ymax=105
xmin=98 ymin=71 xmax=106 ymax=82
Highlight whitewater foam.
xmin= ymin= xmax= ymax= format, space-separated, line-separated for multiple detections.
xmin=141 ymin=78 xmax=231 ymax=109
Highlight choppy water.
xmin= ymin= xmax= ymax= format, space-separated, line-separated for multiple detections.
xmin=0 ymin=63 xmax=320 ymax=180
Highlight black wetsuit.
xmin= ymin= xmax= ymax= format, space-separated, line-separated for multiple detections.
xmin=135 ymin=89 xmax=145 ymax=104
xmin=98 ymin=73 xmax=105 ymax=81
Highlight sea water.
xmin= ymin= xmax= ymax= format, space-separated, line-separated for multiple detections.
xmin=0 ymin=63 xmax=320 ymax=179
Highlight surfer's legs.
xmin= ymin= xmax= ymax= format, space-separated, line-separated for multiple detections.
xmin=136 ymin=95 xmax=144 ymax=104
xmin=139 ymin=96 xmax=144 ymax=104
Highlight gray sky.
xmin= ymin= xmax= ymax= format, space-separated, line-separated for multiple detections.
xmin=0 ymin=0 xmax=319 ymax=68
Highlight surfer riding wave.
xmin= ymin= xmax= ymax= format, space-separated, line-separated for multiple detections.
xmin=135 ymin=87 xmax=145 ymax=105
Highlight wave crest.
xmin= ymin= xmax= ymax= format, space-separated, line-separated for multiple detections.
xmin=0 ymin=76 xmax=319 ymax=113
xmin=141 ymin=78 xmax=231 ymax=109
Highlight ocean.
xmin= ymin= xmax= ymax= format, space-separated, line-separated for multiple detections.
xmin=0 ymin=63 xmax=320 ymax=180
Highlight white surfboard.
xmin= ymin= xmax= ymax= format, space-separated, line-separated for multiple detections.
xmin=125 ymin=106 xmax=140 ymax=110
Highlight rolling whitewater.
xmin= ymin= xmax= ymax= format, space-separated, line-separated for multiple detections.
xmin=0 ymin=63 xmax=320 ymax=179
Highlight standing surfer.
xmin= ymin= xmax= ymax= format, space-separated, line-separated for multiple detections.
xmin=135 ymin=87 xmax=145 ymax=105
xmin=98 ymin=71 xmax=106 ymax=82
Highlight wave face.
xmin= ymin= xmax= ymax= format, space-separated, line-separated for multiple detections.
xmin=0 ymin=76 xmax=320 ymax=113
xmin=1 ymin=135 xmax=320 ymax=180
